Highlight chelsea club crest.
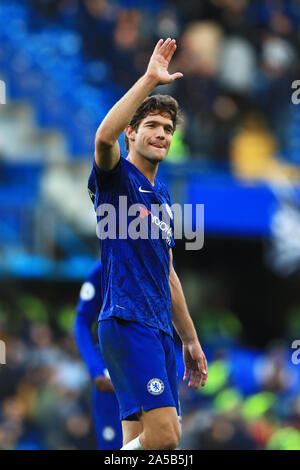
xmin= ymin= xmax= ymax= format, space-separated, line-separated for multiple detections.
xmin=147 ymin=378 xmax=164 ymax=395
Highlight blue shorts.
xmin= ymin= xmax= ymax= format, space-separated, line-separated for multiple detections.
xmin=98 ymin=318 xmax=181 ymax=421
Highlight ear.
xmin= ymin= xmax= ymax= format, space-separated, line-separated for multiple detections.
xmin=125 ymin=125 xmax=135 ymax=144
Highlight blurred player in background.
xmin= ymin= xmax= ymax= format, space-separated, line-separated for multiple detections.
xmin=88 ymin=38 xmax=208 ymax=450
xmin=74 ymin=261 xmax=122 ymax=450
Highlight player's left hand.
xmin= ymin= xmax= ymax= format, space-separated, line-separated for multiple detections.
xmin=182 ymin=341 xmax=208 ymax=389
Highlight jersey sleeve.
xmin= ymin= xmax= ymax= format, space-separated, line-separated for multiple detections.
xmin=87 ymin=157 xmax=123 ymax=207
xmin=74 ymin=262 xmax=106 ymax=379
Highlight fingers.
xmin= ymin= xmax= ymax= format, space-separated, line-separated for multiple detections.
xmin=186 ymin=359 xmax=208 ymax=389
xmin=183 ymin=348 xmax=208 ymax=389
xmin=164 ymin=38 xmax=175 ymax=60
xmin=188 ymin=369 xmax=197 ymax=388
xmin=159 ymin=37 xmax=173 ymax=56
xmin=166 ymin=40 xmax=177 ymax=63
xmin=184 ymin=367 xmax=204 ymax=389
xmin=153 ymin=38 xmax=164 ymax=54
xmin=198 ymin=355 xmax=208 ymax=387
xmin=194 ymin=372 xmax=202 ymax=390
xmin=156 ymin=38 xmax=177 ymax=59
xmin=203 ymin=356 xmax=208 ymax=376
xmin=200 ymin=368 xmax=208 ymax=387
xmin=200 ymin=354 xmax=208 ymax=387
xmin=170 ymin=72 xmax=184 ymax=81
xmin=183 ymin=365 xmax=190 ymax=383
xmin=188 ymin=369 xmax=204 ymax=389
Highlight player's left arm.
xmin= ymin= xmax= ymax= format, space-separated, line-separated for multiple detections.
xmin=169 ymin=248 xmax=208 ymax=389
xmin=74 ymin=271 xmax=114 ymax=393
xmin=74 ymin=310 xmax=114 ymax=392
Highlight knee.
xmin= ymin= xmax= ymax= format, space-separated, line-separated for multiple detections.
xmin=162 ymin=427 xmax=181 ymax=450
xmin=143 ymin=421 xmax=181 ymax=450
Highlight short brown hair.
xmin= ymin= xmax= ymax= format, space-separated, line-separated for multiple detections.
xmin=125 ymin=94 xmax=180 ymax=151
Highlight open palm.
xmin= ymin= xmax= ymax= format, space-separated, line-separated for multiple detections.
xmin=146 ymin=38 xmax=183 ymax=85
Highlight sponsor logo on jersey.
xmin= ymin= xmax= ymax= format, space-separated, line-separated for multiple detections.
xmin=165 ymin=204 xmax=173 ymax=220
xmin=150 ymin=213 xmax=173 ymax=238
xmin=139 ymin=186 xmax=153 ymax=193
xmin=138 ymin=205 xmax=173 ymax=245
xmin=138 ymin=207 xmax=151 ymax=218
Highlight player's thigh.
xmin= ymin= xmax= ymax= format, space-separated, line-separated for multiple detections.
xmin=122 ymin=420 xmax=143 ymax=445
xmin=163 ymin=334 xmax=181 ymax=415
xmin=140 ymin=406 xmax=181 ymax=440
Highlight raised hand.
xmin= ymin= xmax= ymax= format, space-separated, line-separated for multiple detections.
xmin=182 ymin=342 xmax=208 ymax=389
xmin=145 ymin=38 xmax=183 ymax=85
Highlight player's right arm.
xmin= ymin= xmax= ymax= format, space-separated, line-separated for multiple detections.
xmin=94 ymin=38 xmax=183 ymax=170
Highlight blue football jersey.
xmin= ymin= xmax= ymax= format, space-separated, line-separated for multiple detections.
xmin=88 ymin=156 xmax=175 ymax=337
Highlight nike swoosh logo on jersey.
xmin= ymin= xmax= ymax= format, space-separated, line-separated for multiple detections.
xmin=139 ymin=186 xmax=153 ymax=193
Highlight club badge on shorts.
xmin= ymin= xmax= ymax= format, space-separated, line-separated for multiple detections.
xmin=147 ymin=378 xmax=164 ymax=395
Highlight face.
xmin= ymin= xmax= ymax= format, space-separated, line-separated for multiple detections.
xmin=127 ymin=112 xmax=174 ymax=163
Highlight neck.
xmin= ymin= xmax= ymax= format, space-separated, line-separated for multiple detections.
xmin=126 ymin=152 xmax=159 ymax=186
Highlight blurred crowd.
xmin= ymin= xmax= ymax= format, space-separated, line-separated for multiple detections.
xmin=0 ymin=294 xmax=96 ymax=449
xmin=1 ymin=0 xmax=300 ymax=452
xmin=1 ymin=290 xmax=300 ymax=450
xmin=27 ymin=0 xmax=300 ymax=179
